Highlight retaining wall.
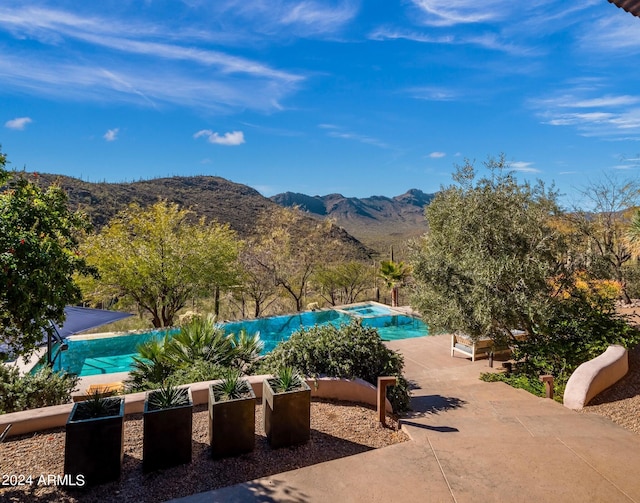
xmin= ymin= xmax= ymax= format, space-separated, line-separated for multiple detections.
xmin=563 ymin=345 xmax=628 ymax=410
xmin=0 ymin=375 xmax=392 ymax=438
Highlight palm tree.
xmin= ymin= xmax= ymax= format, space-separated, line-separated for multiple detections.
xmin=379 ymin=260 xmax=410 ymax=307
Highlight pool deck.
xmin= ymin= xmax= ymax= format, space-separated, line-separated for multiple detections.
xmin=169 ymin=333 xmax=640 ymax=503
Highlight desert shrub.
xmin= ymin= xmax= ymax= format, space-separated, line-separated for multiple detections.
xmin=260 ymin=320 xmax=411 ymax=412
xmin=0 ymin=365 xmax=79 ymax=414
xmin=512 ymin=292 xmax=640 ymax=395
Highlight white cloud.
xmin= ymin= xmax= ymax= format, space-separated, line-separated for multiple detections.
xmin=531 ymin=85 xmax=640 ymax=141
xmin=104 ymin=128 xmax=119 ymax=141
xmin=194 ymin=130 xmax=245 ymax=146
xmin=510 ymin=161 xmax=540 ymax=173
xmin=429 ymin=152 xmax=446 ymax=158
xmin=326 ymin=129 xmax=389 ymax=149
xmin=280 ymin=1 xmax=358 ymax=35
xmin=406 ymin=86 xmax=458 ymax=101
xmin=409 ymin=0 xmax=514 ymax=27
xmin=0 ymin=5 xmax=304 ymax=113
xmin=578 ymin=16 xmax=640 ymax=54
xmin=5 ymin=116 xmax=32 ymax=130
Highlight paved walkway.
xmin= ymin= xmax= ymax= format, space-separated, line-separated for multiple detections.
xmin=170 ymin=334 xmax=640 ymax=502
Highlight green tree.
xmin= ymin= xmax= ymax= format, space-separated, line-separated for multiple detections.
xmin=0 ymin=151 xmax=94 ymax=360
xmin=252 ymin=207 xmax=349 ymax=312
xmin=410 ymin=155 xmax=570 ymax=342
xmin=234 ymin=243 xmax=280 ymax=318
xmin=315 ymin=261 xmax=373 ymax=306
xmin=81 ymin=201 xmax=240 ymax=327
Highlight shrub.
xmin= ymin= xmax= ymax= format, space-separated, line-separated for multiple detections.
xmin=126 ymin=315 xmax=262 ymax=392
xmin=479 ymin=372 xmax=558 ymax=401
xmin=513 ymin=293 xmax=640 ymax=390
xmin=0 ymin=365 xmax=79 ymax=414
xmin=261 ymin=320 xmax=411 ymax=412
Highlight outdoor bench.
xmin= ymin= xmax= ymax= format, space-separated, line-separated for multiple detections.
xmin=450 ymin=331 xmax=526 ymax=362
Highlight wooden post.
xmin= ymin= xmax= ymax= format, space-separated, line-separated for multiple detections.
xmin=377 ymin=376 xmax=397 ymax=427
xmin=539 ymin=375 xmax=554 ymax=400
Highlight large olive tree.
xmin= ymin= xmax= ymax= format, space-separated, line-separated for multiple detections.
xmin=81 ymin=201 xmax=241 ymax=327
xmin=410 ymin=155 xmax=570 ymax=342
xmin=0 ymin=151 xmax=94 ymax=360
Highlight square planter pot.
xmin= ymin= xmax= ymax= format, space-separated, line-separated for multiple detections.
xmin=263 ymin=378 xmax=311 ymax=449
xmin=143 ymin=388 xmax=193 ymax=472
xmin=209 ymin=381 xmax=256 ymax=458
xmin=64 ymin=397 xmax=125 ymax=488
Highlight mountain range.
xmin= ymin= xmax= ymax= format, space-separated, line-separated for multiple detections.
xmin=271 ymin=189 xmax=434 ymax=252
xmin=31 ymin=173 xmax=433 ymax=256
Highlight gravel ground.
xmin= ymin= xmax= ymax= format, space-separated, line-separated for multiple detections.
xmin=0 ymin=400 xmax=407 ymax=503
xmin=580 ymin=303 xmax=640 ymax=433
xmin=582 ymin=342 xmax=640 ymax=434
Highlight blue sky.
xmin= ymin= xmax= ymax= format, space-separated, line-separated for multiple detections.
xmin=1 ymin=1 xmax=640 ymax=205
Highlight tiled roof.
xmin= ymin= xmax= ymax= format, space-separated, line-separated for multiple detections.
xmin=608 ymin=0 xmax=640 ymax=17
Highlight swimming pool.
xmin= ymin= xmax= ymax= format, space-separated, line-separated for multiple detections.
xmin=46 ymin=303 xmax=428 ymax=377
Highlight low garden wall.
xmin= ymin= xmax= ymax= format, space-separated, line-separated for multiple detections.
xmin=563 ymin=345 xmax=628 ymax=410
xmin=0 ymin=375 xmax=392 ymax=438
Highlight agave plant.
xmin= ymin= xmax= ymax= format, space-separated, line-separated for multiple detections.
xmin=212 ymin=368 xmax=252 ymax=401
xmin=74 ymin=390 xmax=122 ymax=420
xmin=272 ymin=366 xmax=305 ymax=393
xmin=147 ymin=382 xmax=191 ymax=411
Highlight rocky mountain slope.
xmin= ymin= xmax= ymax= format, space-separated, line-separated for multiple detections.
xmin=31 ymin=173 xmax=373 ymax=259
xmin=271 ymin=189 xmax=435 ymax=252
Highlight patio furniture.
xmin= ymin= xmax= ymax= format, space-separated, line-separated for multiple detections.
xmin=451 ymin=331 xmax=526 ymax=362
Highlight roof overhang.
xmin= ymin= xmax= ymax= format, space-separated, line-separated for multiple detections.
xmin=608 ymin=0 xmax=640 ymax=17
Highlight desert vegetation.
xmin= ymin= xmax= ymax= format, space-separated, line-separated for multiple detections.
xmin=3 ymin=146 xmax=640 ymax=406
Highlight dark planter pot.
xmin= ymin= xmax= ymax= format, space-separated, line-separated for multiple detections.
xmin=209 ymin=381 xmax=256 ymax=458
xmin=263 ymin=378 xmax=311 ymax=449
xmin=64 ymin=397 xmax=125 ymax=488
xmin=143 ymin=388 xmax=193 ymax=472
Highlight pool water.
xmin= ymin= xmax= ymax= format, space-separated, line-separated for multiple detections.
xmin=48 ymin=303 xmax=428 ymax=377
xmin=337 ymin=304 xmax=394 ymax=317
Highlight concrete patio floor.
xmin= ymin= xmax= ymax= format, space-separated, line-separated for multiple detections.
xmin=170 ymin=333 xmax=640 ymax=502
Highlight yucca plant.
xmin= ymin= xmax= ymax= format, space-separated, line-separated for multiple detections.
xmin=263 ymin=366 xmax=310 ymax=448
xmin=209 ymin=369 xmax=256 ymax=457
xmin=65 ymin=391 xmax=125 ymax=486
xmin=143 ymin=381 xmax=193 ymax=472
xmin=271 ymin=366 xmax=305 ymax=393
xmin=212 ymin=369 xmax=252 ymax=402
xmin=73 ymin=389 xmax=122 ymax=421
xmin=146 ymin=382 xmax=191 ymax=411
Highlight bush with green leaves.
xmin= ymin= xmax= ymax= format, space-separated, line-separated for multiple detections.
xmin=513 ymin=292 xmax=640 ymax=391
xmin=0 ymin=365 xmax=79 ymax=414
xmin=260 ymin=320 xmax=411 ymax=412
xmin=480 ymin=372 xmax=554 ymax=401
xmin=127 ymin=314 xmax=262 ymax=392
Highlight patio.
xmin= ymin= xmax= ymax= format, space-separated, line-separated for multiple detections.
xmin=174 ymin=333 xmax=640 ymax=502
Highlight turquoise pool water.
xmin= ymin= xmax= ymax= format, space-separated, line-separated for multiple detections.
xmin=48 ymin=303 xmax=428 ymax=377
